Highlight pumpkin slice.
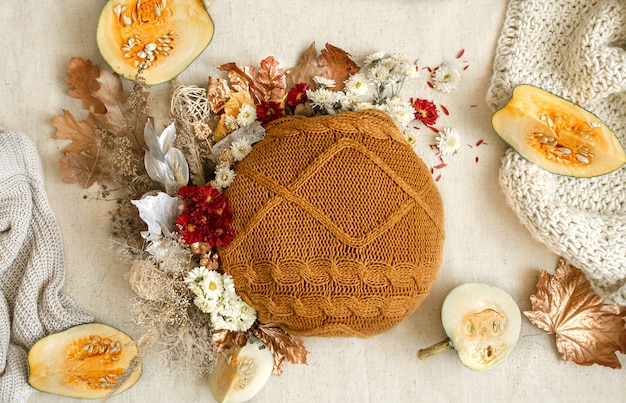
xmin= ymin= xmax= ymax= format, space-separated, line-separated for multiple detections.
xmin=28 ymin=323 xmax=141 ymax=399
xmin=492 ymin=84 xmax=626 ymax=177
xmin=96 ymin=0 xmax=214 ymax=84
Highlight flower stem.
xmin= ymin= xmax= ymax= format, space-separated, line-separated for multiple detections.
xmin=417 ymin=338 xmax=453 ymax=360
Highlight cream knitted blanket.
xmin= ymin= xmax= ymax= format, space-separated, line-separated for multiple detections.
xmin=487 ymin=0 xmax=626 ymax=304
xmin=0 ymin=131 xmax=92 ymax=402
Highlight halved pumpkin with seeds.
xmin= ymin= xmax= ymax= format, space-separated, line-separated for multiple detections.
xmin=96 ymin=0 xmax=214 ymax=84
xmin=492 ymin=84 xmax=626 ymax=177
xmin=28 ymin=323 xmax=141 ymax=399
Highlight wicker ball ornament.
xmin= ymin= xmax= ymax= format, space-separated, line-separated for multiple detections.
xmin=218 ymin=109 xmax=445 ymax=337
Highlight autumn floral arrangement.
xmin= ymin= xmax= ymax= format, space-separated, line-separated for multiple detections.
xmin=52 ymin=41 xmax=472 ymax=395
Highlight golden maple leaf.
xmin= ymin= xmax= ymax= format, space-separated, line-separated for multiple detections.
xmin=525 ymin=258 xmax=626 ymax=368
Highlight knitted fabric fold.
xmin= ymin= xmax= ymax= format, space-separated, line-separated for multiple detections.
xmin=0 ymin=131 xmax=92 ymax=402
xmin=487 ymin=0 xmax=626 ymax=304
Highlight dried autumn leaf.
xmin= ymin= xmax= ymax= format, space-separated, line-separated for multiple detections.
xmin=219 ymin=57 xmax=286 ymax=104
xmin=207 ymin=76 xmax=231 ymax=114
xmin=285 ymin=42 xmax=327 ymax=90
xmin=252 ymin=322 xmax=308 ymax=375
xmin=92 ymin=69 xmax=131 ymax=138
xmin=255 ymin=56 xmax=286 ymax=102
xmin=58 ymin=152 xmax=101 ymax=188
xmin=319 ymin=43 xmax=360 ymax=91
xmin=211 ymin=329 xmax=248 ymax=354
xmin=525 ymin=259 xmax=626 ymax=369
xmin=51 ymin=110 xmax=100 ymax=157
xmin=65 ymin=57 xmax=107 ymax=114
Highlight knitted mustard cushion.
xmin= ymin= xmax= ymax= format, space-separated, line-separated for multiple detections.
xmin=218 ymin=109 xmax=445 ymax=337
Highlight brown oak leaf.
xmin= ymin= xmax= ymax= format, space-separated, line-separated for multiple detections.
xmin=65 ymin=57 xmax=107 ymax=115
xmin=319 ymin=43 xmax=360 ymax=91
xmin=285 ymin=42 xmax=327 ymax=90
xmin=58 ymin=152 xmax=102 ymax=188
xmin=51 ymin=110 xmax=100 ymax=157
xmin=525 ymin=258 xmax=626 ymax=368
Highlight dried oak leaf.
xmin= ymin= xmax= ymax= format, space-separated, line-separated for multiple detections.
xmin=525 ymin=258 xmax=626 ymax=368
xmin=319 ymin=43 xmax=360 ymax=91
xmin=285 ymin=42 xmax=327 ymax=90
xmin=252 ymin=322 xmax=308 ymax=375
xmin=51 ymin=110 xmax=100 ymax=157
xmin=58 ymin=152 xmax=102 ymax=188
xmin=92 ymin=69 xmax=132 ymax=138
xmin=65 ymin=57 xmax=106 ymax=115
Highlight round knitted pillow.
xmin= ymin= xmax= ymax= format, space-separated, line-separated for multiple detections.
xmin=218 ymin=109 xmax=445 ymax=337
xmin=488 ymin=0 xmax=626 ymax=304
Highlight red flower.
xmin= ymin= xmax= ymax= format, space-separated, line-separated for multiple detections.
xmin=175 ymin=184 xmax=234 ymax=248
xmin=286 ymin=83 xmax=309 ymax=108
xmin=256 ymin=101 xmax=284 ymax=124
xmin=411 ymin=98 xmax=439 ymax=127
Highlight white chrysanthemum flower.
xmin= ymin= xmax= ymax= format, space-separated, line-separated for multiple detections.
xmin=397 ymin=62 xmax=419 ymax=79
xmin=222 ymin=273 xmax=237 ymax=296
xmin=230 ymin=137 xmax=253 ymax=162
xmin=367 ymin=64 xmax=391 ymax=85
xmin=211 ymin=311 xmax=236 ymax=331
xmin=432 ymin=63 xmax=461 ymax=93
xmin=344 ymin=73 xmax=371 ymax=97
xmin=214 ymin=167 xmax=236 ymax=188
xmin=313 ymin=76 xmax=336 ymax=89
xmin=194 ymin=295 xmax=218 ymax=314
xmin=307 ymin=88 xmax=339 ymax=113
xmin=199 ymin=270 xmax=224 ymax=298
xmin=224 ymin=115 xmax=239 ymax=133
xmin=385 ymin=99 xmax=414 ymax=128
xmin=436 ymin=127 xmax=462 ymax=155
xmin=237 ymin=301 xmax=257 ymax=330
xmin=354 ymin=101 xmax=374 ymax=111
xmin=236 ymin=104 xmax=257 ymax=127
xmin=363 ymin=50 xmax=386 ymax=66
xmin=403 ymin=129 xmax=419 ymax=149
xmin=184 ymin=266 xmax=210 ymax=284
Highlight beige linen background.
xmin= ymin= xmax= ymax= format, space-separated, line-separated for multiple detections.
xmin=1 ymin=0 xmax=623 ymax=402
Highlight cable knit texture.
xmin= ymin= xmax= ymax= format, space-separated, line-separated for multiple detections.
xmin=218 ymin=110 xmax=444 ymax=337
xmin=487 ymin=0 xmax=626 ymax=304
xmin=0 ymin=131 xmax=92 ymax=402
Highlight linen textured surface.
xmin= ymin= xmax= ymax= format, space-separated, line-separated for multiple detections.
xmin=0 ymin=131 xmax=92 ymax=402
xmin=487 ymin=0 xmax=626 ymax=304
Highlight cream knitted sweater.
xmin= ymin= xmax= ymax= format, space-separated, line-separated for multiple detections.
xmin=0 ymin=131 xmax=92 ymax=402
xmin=487 ymin=0 xmax=626 ymax=304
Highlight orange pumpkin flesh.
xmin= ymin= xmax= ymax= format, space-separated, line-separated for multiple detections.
xmin=96 ymin=0 xmax=214 ymax=84
xmin=28 ymin=323 xmax=141 ymax=399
